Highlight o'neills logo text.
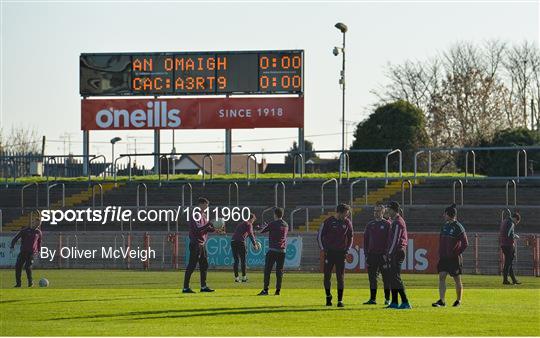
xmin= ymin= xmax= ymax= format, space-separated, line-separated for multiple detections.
xmin=95 ymin=101 xmax=181 ymax=129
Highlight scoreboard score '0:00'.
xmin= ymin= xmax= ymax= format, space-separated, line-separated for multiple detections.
xmin=80 ymin=50 xmax=303 ymax=96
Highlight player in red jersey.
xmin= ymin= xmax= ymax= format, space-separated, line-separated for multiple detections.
xmin=182 ymin=197 xmax=224 ymax=293
xmin=257 ymin=208 xmax=288 ymax=296
xmin=363 ymin=204 xmax=391 ymax=305
xmin=385 ymin=201 xmax=411 ymax=309
xmin=317 ymin=203 xmax=354 ymax=307
xmin=499 ymin=210 xmax=521 ymax=285
xmin=231 ymin=213 xmax=260 ymax=282
xmin=10 ymin=210 xmax=42 ymax=288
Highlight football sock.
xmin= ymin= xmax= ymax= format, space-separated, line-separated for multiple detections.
xmin=337 ymin=289 xmax=344 ymax=302
xmin=398 ymin=289 xmax=408 ymax=303
xmin=325 ymin=288 xmax=331 ymax=297
xmin=391 ymin=289 xmax=398 ymax=304
xmin=384 ymin=289 xmax=390 ymax=300
xmin=370 ymin=288 xmax=377 ymax=301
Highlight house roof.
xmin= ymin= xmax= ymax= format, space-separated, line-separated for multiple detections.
xmin=176 ymin=154 xmax=259 ymax=175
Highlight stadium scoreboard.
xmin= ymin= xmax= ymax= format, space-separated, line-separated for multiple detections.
xmin=80 ymin=50 xmax=304 ymax=96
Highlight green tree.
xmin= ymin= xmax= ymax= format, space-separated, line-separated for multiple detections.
xmin=458 ymin=128 xmax=540 ymax=176
xmin=285 ymin=140 xmax=318 ymax=164
xmin=350 ymin=100 xmax=430 ymax=171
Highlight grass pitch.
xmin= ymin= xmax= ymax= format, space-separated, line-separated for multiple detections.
xmin=1 ymin=269 xmax=539 ymax=336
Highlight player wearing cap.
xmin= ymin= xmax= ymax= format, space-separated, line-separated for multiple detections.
xmin=432 ymin=204 xmax=469 ymax=307
xmin=231 ymin=213 xmax=260 ymax=283
xmin=10 ymin=210 xmax=42 ymax=288
xmin=363 ymin=204 xmax=391 ymax=305
xmin=385 ymin=201 xmax=411 ymax=309
xmin=317 ymin=203 xmax=354 ymax=308
xmin=500 ymin=210 xmax=521 ymax=285
xmin=257 ymin=207 xmax=289 ymax=296
xmin=182 ymin=197 xmax=224 ymax=294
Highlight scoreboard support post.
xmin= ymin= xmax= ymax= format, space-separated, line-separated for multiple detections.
xmin=154 ymin=130 xmax=160 ymax=175
xmin=298 ymin=128 xmax=305 ymax=174
xmin=225 ymin=129 xmax=232 ymax=175
xmin=82 ymin=130 xmax=89 ymax=176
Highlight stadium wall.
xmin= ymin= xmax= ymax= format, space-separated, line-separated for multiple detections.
xmin=0 ymin=232 xmax=538 ymax=276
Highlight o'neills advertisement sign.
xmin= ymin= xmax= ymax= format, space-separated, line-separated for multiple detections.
xmin=320 ymin=233 xmax=439 ymax=274
xmin=81 ymin=97 xmax=304 ymax=130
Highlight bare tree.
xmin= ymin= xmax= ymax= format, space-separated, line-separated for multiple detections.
xmin=436 ymin=41 xmax=510 ymax=145
xmin=374 ymin=39 xmax=539 ymax=148
xmin=503 ymin=41 xmax=538 ymax=129
xmin=1 ymin=126 xmax=40 ymax=154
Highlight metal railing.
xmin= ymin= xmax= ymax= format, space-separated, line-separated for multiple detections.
xmin=113 ymin=155 xmax=132 ymax=186
xmin=136 ymin=183 xmax=148 ymax=210
xmin=465 ymin=150 xmax=476 ymax=182
xmin=349 ymin=178 xmax=368 ymax=225
xmin=3 ymin=146 xmax=539 ymax=186
xmin=246 ymin=154 xmax=258 ymax=185
xmin=413 ymin=150 xmax=432 ymax=179
xmin=452 ymin=180 xmax=464 ymax=206
xmin=181 ymin=183 xmax=193 ymax=207
xmin=113 ymin=148 xmax=394 ymax=185
xmin=401 ymin=180 xmax=413 ymax=206
xmin=289 ymin=207 xmax=309 ymax=232
xmin=506 ymin=179 xmax=517 ymax=206
xmin=321 ymin=178 xmax=338 ymax=213
xmin=414 ymin=146 xmax=539 ymax=179
xmin=202 ymin=155 xmax=213 ymax=186
xmin=228 ymin=182 xmax=239 ymax=206
xmin=21 ymin=182 xmax=39 ymax=214
xmin=350 ymin=178 xmax=368 ymax=207
xmin=47 ymin=183 xmax=65 ymax=208
xmin=158 ymin=154 xmax=170 ymax=186
xmin=292 ymin=153 xmax=304 ymax=184
xmin=92 ymin=183 xmax=104 ymax=208
xmin=517 ymin=149 xmax=528 ymax=182
xmin=500 ymin=208 xmax=512 ymax=222
xmin=88 ymin=155 xmax=107 ymax=183
xmin=385 ymin=149 xmax=402 ymax=184
xmin=260 ymin=206 xmax=275 ymax=225
xmin=45 ymin=156 xmax=58 ymax=183
xmin=338 ymin=152 xmax=350 ymax=184
xmin=274 ymin=182 xmax=286 ymax=208
xmin=3 ymin=157 xmax=15 ymax=187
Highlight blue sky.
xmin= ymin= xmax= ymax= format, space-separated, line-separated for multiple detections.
xmin=1 ymin=1 xmax=538 ymax=164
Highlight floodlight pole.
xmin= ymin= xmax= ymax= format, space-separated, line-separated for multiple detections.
xmin=298 ymin=127 xmax=305 ymax=174
xmin=341 ymin=32 xmax=346 ymax=174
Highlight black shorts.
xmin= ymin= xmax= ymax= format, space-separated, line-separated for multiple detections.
xmin=437 ymin=256 xmax=463 ymax=276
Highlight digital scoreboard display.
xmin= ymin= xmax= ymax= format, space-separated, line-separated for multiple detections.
xmin=80 ymin=50 xmax=303 ymax=96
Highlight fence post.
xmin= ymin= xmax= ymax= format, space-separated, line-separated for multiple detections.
xmin=58 ymin=233 xmax=63 ymax=268
xmin=173 ymin=233 xmax=179 ymax=269
xmin=499 ymin=246 xmax=503 ymax=276
xmin=126 ymin=234 xmax=132 ymax=270
xmin=474 ymin=233 xmax=479 ymax=274
xmin=535 ymin=235 xmax=540 ymax=277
